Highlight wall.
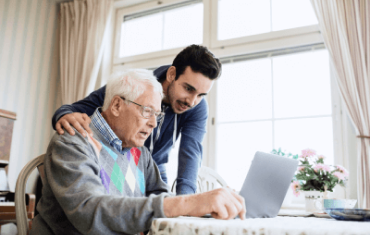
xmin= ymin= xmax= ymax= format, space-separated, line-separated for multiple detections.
xmin=0 ymin=0 xmax=61 ymax=191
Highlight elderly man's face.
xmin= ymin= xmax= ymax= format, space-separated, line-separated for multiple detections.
xmin=116 ymin=86 xmax=162 ymax=148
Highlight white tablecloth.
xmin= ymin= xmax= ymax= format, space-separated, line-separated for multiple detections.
xmin=150 ymin=216 xmax=370 ymax=235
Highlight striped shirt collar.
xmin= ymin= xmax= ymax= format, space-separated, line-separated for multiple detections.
xmin=91 ymin=108 xmax=128 ymax=154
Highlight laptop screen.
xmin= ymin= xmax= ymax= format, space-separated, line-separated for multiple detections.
xmin=239 ymin=151 xmax=298 ymax=218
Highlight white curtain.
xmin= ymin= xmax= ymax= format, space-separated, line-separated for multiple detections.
xmin=310 ymin=0 xmax=370 ymax=209
xmin=60 ymin=0 xmax=113 ymax=104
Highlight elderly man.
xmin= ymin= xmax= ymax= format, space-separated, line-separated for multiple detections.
xmin=52 ymin=45 xmax=221 ymax=195
xmin=31 ymin=69 xmax=245 ymax=235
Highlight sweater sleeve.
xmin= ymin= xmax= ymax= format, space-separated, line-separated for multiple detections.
xmin=51 ymin=86 xmax=107 ymax=130
xmin=46 ymin=134 xmax=169 ymax=235
xmin=176 ymin=99 xmax=208 ymax=195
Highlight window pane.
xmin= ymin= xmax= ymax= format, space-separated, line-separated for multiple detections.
xmin=273 ymin=50 xmax=332 ymax=118
xmin=216 ymin=58 xmax=272 ymax=123
xmin=216 ymin=121 xmax=273 ymax=190
xmin=120 ymin=14 xmax=163 ymax=57
xmin=163 ymin=3 xmax=203 ymax=49
xmin=274 ymin=117 xmax=334 ymax=165
xmin=215 ymin=49 xmax=334 ymax=191
xmin=272 ymin=0 xmax=318 ymax=31
xmin=218 ymin=0 xmax=270 ymax=40
xmin=120 ymin=3 xmax=203 ymax=57
xmin=217 ymin=0 xmax=318 ymax=41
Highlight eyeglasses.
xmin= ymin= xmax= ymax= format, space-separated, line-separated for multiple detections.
xmin=120 ymin=97 xmax=165 ymax=120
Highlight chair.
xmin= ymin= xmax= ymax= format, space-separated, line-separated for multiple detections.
xmin=171 ymin=166 xmax=227 ymax=193
xmin=15 ymin=154 xmax=45 ymax=235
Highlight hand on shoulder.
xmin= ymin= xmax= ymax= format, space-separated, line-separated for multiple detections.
xmin=56 ymin=113 xmax=92 ymax=137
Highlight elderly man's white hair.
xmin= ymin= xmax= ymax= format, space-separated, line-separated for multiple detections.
xmin=102 ymin=69 xmax=163 ymax=111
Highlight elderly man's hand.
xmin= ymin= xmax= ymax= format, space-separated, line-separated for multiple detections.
xmin=191 ymin=187 xmax=246 ymax=220
xmin=55 ymin=113 xmax=92 ymax=137
xmin=164 ymin=187 xmax=246 ymax=220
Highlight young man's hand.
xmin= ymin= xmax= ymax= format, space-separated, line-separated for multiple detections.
xmin=55 ymin=113 xmax=92 ymax=137
xmin=164 ymin=187 xmax=246 ymax=220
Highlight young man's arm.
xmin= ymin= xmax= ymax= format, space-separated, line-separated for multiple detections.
xmin=52 ymin=86 xmax=106 ymax=136
xmin=175 ymin=98 xmax=208 ymax=195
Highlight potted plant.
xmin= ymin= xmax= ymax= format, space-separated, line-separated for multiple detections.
xmin=272 ymin=148 xmax=349 ymax=212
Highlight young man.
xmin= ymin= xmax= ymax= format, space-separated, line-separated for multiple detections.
xmin=32 ymin=70 xmax=245 ymax=235
xmin=52 ymin=45 xmax=221 ymax=195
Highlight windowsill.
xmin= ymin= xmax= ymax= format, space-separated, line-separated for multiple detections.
xmin=281 ymin=203 xmax=305 ymax=210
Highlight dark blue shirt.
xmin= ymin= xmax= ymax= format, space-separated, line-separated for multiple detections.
xmin=52 ymin=65 xmax=208 ymax=195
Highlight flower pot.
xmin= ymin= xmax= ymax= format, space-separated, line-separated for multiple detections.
xmin=304 ymin=190 xmax=324 ymax=213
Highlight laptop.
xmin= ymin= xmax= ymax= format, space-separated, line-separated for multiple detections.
xmin=239 ymin=151 xmax=298 ymax=218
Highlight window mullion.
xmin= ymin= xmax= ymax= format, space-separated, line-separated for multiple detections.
xmin=271 ymin=56 xmax=275 ymax=150
xmin=202 ymin=0 xmax=211 ymax=47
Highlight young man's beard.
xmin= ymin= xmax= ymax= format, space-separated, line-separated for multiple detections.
xmin=167 ymin=82 xmax=193 ymax=114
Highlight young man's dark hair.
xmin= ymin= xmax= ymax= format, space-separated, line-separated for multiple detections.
xmin=158 ymin=44 xmax=222 ymax=82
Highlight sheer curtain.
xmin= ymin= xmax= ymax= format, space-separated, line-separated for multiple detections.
xmin=310 ymin=0 xmax=370 ymax=209
xmin=60 ymin=0 xmax=113 ymax=104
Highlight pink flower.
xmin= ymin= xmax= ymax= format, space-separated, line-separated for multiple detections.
xmin=291 ymin=181 xmax=301 ymax=197
xmin=301 ymin=149 xmax=316 ymax=158
xmin=336 ymin=165 xmax=349 ymax=177
xmin=324 ymin=165 xmax=331 ymax=172
xmin=317 ymin=155 xmax=325 ymax=160
xmin=298 ymin=166 xmax=305 ymax=172
xmin=333 ymin=172 xmax=345 ymax=180
xmin=314 ymin=164 xmax=331 ymax=172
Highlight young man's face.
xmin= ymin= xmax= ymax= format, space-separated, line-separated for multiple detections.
xmin=165 ymin=66 xmax=214 ymax=114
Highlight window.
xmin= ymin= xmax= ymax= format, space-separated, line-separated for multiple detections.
xmin=210 ymin=0 xmax=320 ymax=49
xmin=217 ymin=0 xmax=317 ymax=41
xmin=214 ymin=47 xmax=335 ymax=190
xmin=113 ymin=0 xmax=349 ymax=201
xmin=116 ymin=0 xmax=203 ymax=60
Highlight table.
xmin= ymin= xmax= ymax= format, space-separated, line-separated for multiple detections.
xmin=150 ymin=216 xmax=370 ymax=235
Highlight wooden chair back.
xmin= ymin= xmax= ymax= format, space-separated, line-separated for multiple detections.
xmin=15 ymin=154 xmax=45 ymax=235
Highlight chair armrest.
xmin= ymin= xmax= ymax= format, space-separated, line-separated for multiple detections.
xmin=25 ymin=193 xmax=35 ymax=219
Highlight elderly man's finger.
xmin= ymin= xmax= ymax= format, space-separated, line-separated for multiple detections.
xmin=226 ymin=203 xmax=239 ymax=220
xmin=212 ymin=204 xmax=229 ymax=220
xmin=231 ymin=192 xmax=246 ymax=220
xmin=239 ymin=207 xmax=246 ymax=220
xmin=226 ymin=185 xmax=237 ymax=192
xmin=227 ymin=193 xmax=244 ymax=219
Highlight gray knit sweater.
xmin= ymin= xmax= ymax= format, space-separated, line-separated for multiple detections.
xmin=30 ymin=124 xmax=170 ymax=235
